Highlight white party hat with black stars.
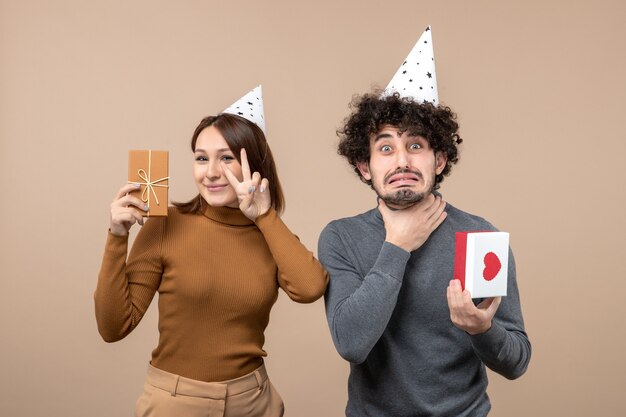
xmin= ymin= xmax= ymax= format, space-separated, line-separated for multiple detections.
xmin=384 ymin=26 xmax=438 ymax=105
xmin=222 ymin=85 xmax=266 ymax=133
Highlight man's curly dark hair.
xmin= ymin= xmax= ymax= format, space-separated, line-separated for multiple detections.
xmin=337 ymin=92 xmax=462 ymax=189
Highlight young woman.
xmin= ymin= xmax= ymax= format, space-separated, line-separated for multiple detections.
xmin=95 ymin=113 xmax=329 ymax=417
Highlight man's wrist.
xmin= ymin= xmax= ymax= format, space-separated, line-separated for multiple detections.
xmin=466 ymin=321 xmax=492 ymax=336
xmin=384 ymin=238 xmax=411 ymax=253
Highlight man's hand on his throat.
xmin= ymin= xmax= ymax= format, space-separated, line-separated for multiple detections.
xmin=379 ymin=194 xmax=447 ymax=253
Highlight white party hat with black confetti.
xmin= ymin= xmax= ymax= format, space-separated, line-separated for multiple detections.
xmin=222 ymin=85 xmax=266 ymax=133
xmin=384 ymin=26 xmax=438 ymax=105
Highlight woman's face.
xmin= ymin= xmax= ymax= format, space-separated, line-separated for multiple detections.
xmin=193 ymin=125 xmax=242 ymax=208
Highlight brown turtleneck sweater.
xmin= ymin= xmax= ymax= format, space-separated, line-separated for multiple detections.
xmin=95 ymin=204 xmax=329 ymax=382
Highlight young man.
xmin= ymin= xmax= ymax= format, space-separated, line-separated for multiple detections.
xmin=319 ymin=28 xmax=530 ymax=417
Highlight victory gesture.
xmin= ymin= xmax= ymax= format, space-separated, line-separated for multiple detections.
xmin=221 ymin=148 xmax=271 ymax=221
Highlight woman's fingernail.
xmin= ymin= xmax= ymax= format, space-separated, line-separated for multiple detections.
xmin=144 ymin=205 xmax=149 ymax=211
xmin=260 ymin=185 xmax=265 ymax=193
xmin=248 ymin=185 xmax=256 ymax=194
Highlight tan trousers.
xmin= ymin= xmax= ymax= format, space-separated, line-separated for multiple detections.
xmin=135 ymin=364 xmax=284 ymax=417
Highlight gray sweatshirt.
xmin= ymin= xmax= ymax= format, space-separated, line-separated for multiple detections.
xmin=318 ymin=201 xmax=531 ymax=417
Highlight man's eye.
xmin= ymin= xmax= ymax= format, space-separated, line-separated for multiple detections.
xmin=381 ymin=145 xmax=392 ymax=152
xmin=409 ymin=143 xmax=421 ymax=150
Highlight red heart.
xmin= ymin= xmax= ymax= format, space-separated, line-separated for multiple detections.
xmin=482 ymin=252 xmax=501 ymax=281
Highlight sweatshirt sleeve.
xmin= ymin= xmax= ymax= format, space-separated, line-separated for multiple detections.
xmin=254 ymin=208 xmax=329 ymax=303
xmin=468 ymin=249 xmax=532 ymax=379
xmin=94 ymin=217 xmax=164 ymax=342
xmin=318 ymin=222 xmax=410 ymax=364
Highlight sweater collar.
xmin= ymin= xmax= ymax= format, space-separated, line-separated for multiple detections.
xmin=201 ymin=203 xmax=254 ymax=226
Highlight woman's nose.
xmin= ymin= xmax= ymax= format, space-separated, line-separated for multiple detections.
xmin=205 ymin=160 xmax=221 ymax=180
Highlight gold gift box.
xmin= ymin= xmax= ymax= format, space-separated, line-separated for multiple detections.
xmin=128 ymin=150 xmax=169 ymax=217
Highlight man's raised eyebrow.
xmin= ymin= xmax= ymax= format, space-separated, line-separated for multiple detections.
xmin=374 ymin=132 xmax=394 ymax=142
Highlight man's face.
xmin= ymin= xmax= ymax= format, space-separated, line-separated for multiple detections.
xmin=357 ymin=125 xmax=447 ymax=209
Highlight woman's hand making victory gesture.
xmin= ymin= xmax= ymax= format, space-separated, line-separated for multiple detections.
xmin=221 ymin=148 xmax=271 ymax=221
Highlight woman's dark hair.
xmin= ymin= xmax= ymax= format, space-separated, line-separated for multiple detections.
xmin=174 ymin=113 xmax=285 ymax=214
xmin=337 ymin=92 xmax=462 ymax=189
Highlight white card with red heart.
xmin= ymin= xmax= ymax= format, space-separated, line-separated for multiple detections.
xmin=454 ymin=231 xmax=509 ymax=298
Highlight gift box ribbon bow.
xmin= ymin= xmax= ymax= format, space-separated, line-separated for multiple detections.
xmin=131 ymin=150 xmax=169 ymax=208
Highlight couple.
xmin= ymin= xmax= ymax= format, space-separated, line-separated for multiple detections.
xmin=95 ymin=28 xmax=530 ymax=417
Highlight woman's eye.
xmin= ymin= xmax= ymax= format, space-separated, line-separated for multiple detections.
xmin=195 ymin=156 xmax=207 ymax=162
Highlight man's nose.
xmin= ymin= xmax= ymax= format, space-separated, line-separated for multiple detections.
xmin=395 ymin=148 xmax=409 ymax=168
